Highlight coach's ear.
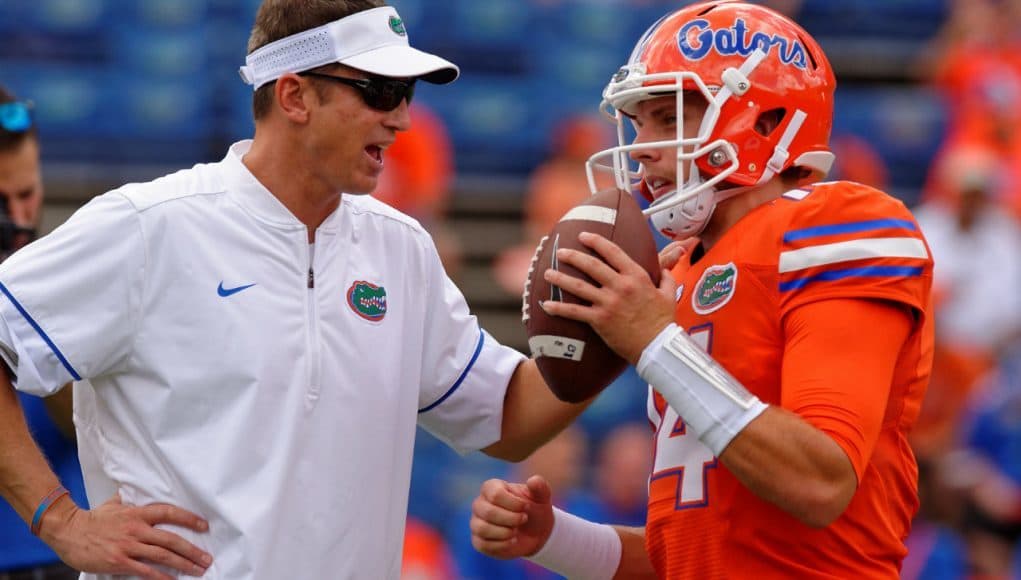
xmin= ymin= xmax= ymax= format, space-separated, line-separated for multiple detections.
xmin=274 ymin=72 xmax=312 ymax=125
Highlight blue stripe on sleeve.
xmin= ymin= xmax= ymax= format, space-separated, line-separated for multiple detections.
xmin=783 ymin=219 xmax=918 ymax=244
xmin=0 ymin=282 xmax=82 ymax=381
xmin=418 ymin=330 xmax=485 ymax=414
xmin=779 ymin=265 xmax=924 ymax=292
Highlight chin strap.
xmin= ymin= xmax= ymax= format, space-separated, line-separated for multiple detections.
xmin=758 ymin=109 xmax=808 ymax=185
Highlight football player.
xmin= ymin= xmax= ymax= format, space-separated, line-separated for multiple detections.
xmin=469 ymin=2 xmax=934 ymax=578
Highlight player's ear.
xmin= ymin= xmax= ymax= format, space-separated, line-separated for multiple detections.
xmin=754 ymin=109 xmax=786 ymax=137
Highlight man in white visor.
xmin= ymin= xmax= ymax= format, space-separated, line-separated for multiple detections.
xmin=0 ymin=2 xmax=593 ymax=578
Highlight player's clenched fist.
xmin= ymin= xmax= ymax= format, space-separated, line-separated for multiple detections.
xmin=470 ymin=475 xmax=556 ymax=560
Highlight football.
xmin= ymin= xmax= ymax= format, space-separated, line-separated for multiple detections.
xmin=522 ymin=188 xmax=662 ymax=403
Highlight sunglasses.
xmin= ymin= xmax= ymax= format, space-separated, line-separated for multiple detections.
xmin=299 ymin=72 xmax=415 ymax=112
xmin=0 ymin=101 xmax=34 ymax=133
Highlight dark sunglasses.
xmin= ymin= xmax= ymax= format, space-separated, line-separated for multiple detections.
xmin=299 ymin=72 xmax=415 ymax=112
xmin=0 ymin=101 xmax=34 ymax=133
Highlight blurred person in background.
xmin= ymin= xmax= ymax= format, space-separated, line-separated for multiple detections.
xmin=0 ymin=84 xmax=85 ymax=580
xmin=591 ymin=422 xmax=651 ymax=528
xmin=373 ymin=103 xmax=463 ymax=278
xmin=899 ymin=458 xmax=968 ymax=580
xmin=901 ymin=140 xmax=1021 ymax=580
xmin=935 ymin=351 xmax=1021 ymax=578
xmin=491 ymin=112 xmax=652 ymax=449
xmin=491 ymin=113 xmax=615 ymax=296
xmin=827 ymin=133 xmax=890 ymax=192
xmin=401 ymin=516 xmax=459 ymax=580
xmin=0 ymin=2 xmax=595 ymax=578
xmin=920 ymin=0 xmax=1021 ymax=221
xmin=912 ymin=143 xmax=1021 ymax=462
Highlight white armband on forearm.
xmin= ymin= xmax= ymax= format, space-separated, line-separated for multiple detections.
xmin=526 ymin=507 xmax=621 ymax=580
xmin=637 ymin=323 xmax=768 ymax=456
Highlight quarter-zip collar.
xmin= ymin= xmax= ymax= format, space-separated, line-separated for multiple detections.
xmin=222 ymin=140 xmax=344 ymax=235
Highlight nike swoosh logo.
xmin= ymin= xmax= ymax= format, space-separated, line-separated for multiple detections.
xmin=218 ymin=282 xmax=256 ymax=297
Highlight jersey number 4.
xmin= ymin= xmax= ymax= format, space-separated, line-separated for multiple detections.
xmin=650 ymin=325 xmax=718 ymax=509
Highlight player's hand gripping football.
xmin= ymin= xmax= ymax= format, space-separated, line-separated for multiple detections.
xmin=542 ymin=232 xmax=679 ymax=366
xmin=41 ymin=492 xmax=212 ymax=579
xmin=470 ymin=475 xmax=556 ymax=560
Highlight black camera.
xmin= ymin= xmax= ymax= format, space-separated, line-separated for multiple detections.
xmin=0 ymin=195 xmax=36 ymax=262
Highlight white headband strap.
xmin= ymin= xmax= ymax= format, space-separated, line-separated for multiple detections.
xmin=239 ymin=6 xmax=456 ymax=90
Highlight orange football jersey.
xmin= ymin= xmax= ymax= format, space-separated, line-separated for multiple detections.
xmin=645 ymin=181 xmax=934 ymax=578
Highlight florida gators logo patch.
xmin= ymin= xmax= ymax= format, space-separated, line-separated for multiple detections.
xmin=692 ymin=263 xmax=737 ymax=315
xmin=347 ymin=280 xmax=387 ymax=322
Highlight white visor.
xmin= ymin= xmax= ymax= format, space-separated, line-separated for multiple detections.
xmin=239 ymin=6 xmax=459 ymax=90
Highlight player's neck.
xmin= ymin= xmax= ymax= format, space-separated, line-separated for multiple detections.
xmin=700 ymin=180 xmax=785 ymax=250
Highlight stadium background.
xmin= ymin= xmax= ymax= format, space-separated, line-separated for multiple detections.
xmin=3 ymin=0 xmax=986 ymax=577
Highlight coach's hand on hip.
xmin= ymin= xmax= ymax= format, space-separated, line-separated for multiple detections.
xmin=40 ymin=492 xmax=212 ymax=580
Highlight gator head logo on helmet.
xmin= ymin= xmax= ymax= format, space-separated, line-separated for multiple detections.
xmin=347 ymin=280 xmax=388 ymax=322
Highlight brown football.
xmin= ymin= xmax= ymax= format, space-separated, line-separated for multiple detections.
xmin=522 ymin=188 xmax=662 ymax=403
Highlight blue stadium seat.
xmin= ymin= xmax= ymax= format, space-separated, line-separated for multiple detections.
xmin=421 ymin=77 xmax=551 ymax=176
xmin=120 ymin=0 xmax=210 ymax=29
xmin=226 ymin=81 xmax=256 ymax=143
xmin=5 ymin=68 xmax=213 ymax=163
xmin=16 ymin=0 xmax=111 ymax=34
xmin=204 ymin=18 xmax=252 ymax=70
xmin=114 ymin=28 xmax=209 ymax=78
xmin=536 ymin=0 xmax=644 ymax=56
xmin=447 ymin=0 xmax=535 ymax=48
xmin=0 ymin=3 xmax=27 ymax=33
xmin=2 ymin=0 xmax=111 ymax=62
xmin=832 ymin=85 xmax=947 ymax=203
xmin=534 ymin=40 xmax=626 ymax=98
xmin=112 ymin=74 xmax=213 ymax=141
xmin=0 ymin=63 xmax=113 ymax=137
xmin=798 ymin=0 xmax=946 ymax=40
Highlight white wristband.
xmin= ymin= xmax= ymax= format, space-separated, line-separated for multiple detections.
xmin=637 ymin=323 xmax=767 ymax=456
xmin=526 ymin=507 xmax=621 ymax=580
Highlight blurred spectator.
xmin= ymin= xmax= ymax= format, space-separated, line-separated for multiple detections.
xmin=901 ymin=459 xmax=969 ymax=580
xmin=374 ymin=103 xmax=454 ymax=223
xmin=923 ymin=0 xmax=1021 ymax=135
xmin=827 ymin=132 xmax=890 ymax=190
xmin=489 ymin=110 xmax=652 ymax=463
xmin=912 ymin=143 xmax=1021 ymax=461
xmin=491 ymin=113 xmax=615 ymax=296
xmin=0 ymin=86 xmax=85 ymax=580
xmin=373 ymin=103 xmax=463 ymax=278
xmin=938 ymin=354 xmax=1021 ymax=578
xmin=920 ymin=0 xmax=1021 ymax=219
xmin=591 ymin=422 xmax=651 ymax=527
xmin=402 ymin=517 xmax=459 ymax=580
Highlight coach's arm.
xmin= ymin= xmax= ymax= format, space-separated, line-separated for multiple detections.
xmin=483 ymin=360 xmax=593 ymax=462
xmin=0 ymin=367 xmax=213 ymax=579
